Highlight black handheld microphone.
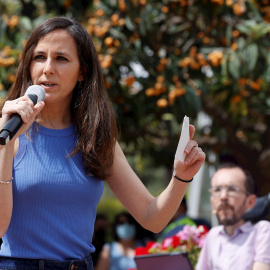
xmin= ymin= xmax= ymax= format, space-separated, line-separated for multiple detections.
xmin=0 ymin=85 xmax=46 ymax=145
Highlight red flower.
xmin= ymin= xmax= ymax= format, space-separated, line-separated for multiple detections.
xmin=134 ymin=225 xmax=209 ymax=269
xmin=197 ymin=225 xmax=209 ymax=236
xmin=145 ymin=241 xmax=156 ymax=250
xmin=135 ymin=247 xmax=148 ymax=256
xmin=171 ymin=235 xmax=181 ymax=248
xmin=161 ymin=235 xmax=181 ymax=250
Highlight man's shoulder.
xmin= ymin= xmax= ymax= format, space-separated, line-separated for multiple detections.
xmin=254 ymin=220 xmax=270 ymax=230
xmin=255 ymin=220 xmax=270 ymax=225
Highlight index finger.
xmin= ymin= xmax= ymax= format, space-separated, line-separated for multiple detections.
xmin=189 ymin=124 xmax=195 ymax=139
xmin=19 ymin=96 xmax=35 ymax=107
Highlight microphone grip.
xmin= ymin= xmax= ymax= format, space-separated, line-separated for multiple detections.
xmin=27 ymin=94 xmax=38 ymax=105
xmin=0 ymin=94 xmax=38 ymax=145
xmin=0 ymin=114 xmax=23 ymax=145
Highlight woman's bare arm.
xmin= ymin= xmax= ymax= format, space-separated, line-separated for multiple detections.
xmin=106 ymin=126 xmax=205 ymax=232
xmin=0 ymin=98 xmax=45 ymax=236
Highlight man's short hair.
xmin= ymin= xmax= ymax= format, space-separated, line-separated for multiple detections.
xmin=216 ymin=163 xmax=255 ymax=194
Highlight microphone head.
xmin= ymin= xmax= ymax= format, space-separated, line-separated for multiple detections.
xmin=25 ymin=85 xmax=46 ymax=102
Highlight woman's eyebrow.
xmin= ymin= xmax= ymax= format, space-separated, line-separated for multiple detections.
xmin=33 ymin=50 xmax=70 ymax=56
xmin=55 ymin=51 xmax=70 ymax=56
xmin=33 ymin=50 xmax=45 ymax=54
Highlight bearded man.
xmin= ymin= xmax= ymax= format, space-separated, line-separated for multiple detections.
xmin=196 ymin=163 xmax=270 ymax=270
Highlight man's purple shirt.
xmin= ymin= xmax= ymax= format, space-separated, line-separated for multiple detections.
xmin=196 ymin=221 xmax=270 ymax=270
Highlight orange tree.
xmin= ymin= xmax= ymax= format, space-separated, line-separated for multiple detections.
xmin=1 ymin=0 xmax=270 ymax=194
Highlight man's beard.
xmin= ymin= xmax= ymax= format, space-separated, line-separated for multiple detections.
xmin=216 ymin=202 xmax=243 ymax=226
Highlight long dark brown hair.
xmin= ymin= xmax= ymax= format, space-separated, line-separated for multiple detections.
xmin=0 ymin=16 xmax=118 ymax=180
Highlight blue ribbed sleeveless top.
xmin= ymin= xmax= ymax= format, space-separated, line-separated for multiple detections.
xmin=0 ymin=123 xmax=104 ymax=260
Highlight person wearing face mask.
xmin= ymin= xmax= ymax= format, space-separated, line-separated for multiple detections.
xmin=196 ymin=163 xmax=270 ymax=270
xmin=95 ymin=212 xmax=144 ymax=270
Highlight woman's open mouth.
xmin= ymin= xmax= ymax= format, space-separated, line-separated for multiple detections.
xmin=42 ymin=83 xmax=56 ymax=87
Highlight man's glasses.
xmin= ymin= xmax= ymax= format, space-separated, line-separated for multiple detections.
xmin=208 ymin=185 xmax=249 ymax=198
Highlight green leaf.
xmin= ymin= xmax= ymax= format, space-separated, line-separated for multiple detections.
xmin=162 ymin=113 xmax=174 ymax=121
xmin=144 ymin=11 xmax=153 ymax=32
xmin=221 ymin=53 xmax=228 ymax=78
xmin=225 ymin=24 xmax=232 ymax=46
xmin=167 ymin=22 xmax=190 ymax=34
xmin=259 ymin=24 xmax=270 ymax=36
xmin=19 ymin=16 xmax=32 ymax=31
xmin=125 ymin=16 xmax=135 ymax=31
xmin=246 ymin=1 xmax=262 ymax=21
xmin=33 ymin=15 xmax=49 ymax=28
xmin=134 ymin=39 xmax=141 ymax=51
xmin=139 ymin=19 xmax=146 ymax=36
xmin=109 ymin=28 xmax=126 ymax=40
xmin=236 ymin=20 xmax=270 ymax=39
xmin=237 ymin=37 xmax=246 ymax=51
xmin=0 ymin=19 xmax=8 ymax=40
xmin=236 ymin=23 xmax=252 ymax=35
xmin=228 ymin=52 xmax=241 ymax=79
xmin=265 ymin=53 xmax=270 ymax=81
xmin=240 ymin=100 xmax=248 ymax=116
xmin=245 ymin=43 xmax=258 ymax=71
xmin=266 ymin=98 xmax=270 ymax=107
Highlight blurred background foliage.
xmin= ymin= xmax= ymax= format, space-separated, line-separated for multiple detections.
xmin=1 ymin=0 xmax=270 ymax=203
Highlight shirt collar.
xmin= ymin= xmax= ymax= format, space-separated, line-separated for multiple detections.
xmin=219 ymin=221 xmax=253 ymax=237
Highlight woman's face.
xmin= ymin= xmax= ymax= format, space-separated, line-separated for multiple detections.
xmin=116 ymin=215 xmax=136 ymax=240
xmin=30 ymin=29 xmax=84 ymax=106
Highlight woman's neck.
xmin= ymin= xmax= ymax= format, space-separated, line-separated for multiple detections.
xmin=37 ymin=103 xmax=72 ymax=129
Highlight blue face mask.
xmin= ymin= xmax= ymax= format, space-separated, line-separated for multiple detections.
xmin=116 ymin=223 xmax=136 ymax=240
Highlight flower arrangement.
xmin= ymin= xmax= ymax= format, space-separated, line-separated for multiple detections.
xmin=135 ymin=225 xmax=209 ymax=268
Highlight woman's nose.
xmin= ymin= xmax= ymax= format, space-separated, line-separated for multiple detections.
xmin=43 ymin=59 xmax=55 ymax=75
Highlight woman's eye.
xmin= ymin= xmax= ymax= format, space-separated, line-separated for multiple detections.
xmin=34 ymin=55 xmax=45 ymax=60
xmin=57 ymin=56 xmax=68 ymax=61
